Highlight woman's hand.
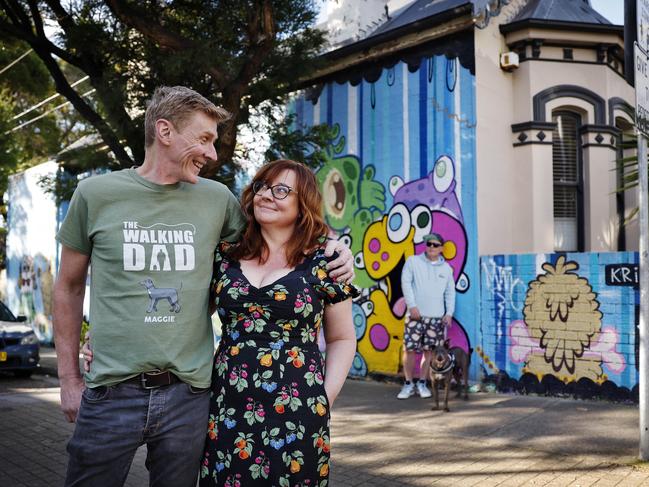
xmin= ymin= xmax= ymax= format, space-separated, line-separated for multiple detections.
xmin=81 ymin=332 xmax=93 ymax=373
xmin=323 ymin=237 xmax=355 ymax=284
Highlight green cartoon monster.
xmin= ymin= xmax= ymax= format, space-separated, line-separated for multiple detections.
xmin=315 ymin=124 xmax=385 ymax=288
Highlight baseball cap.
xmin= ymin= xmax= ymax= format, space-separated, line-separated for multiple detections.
xmin=423 ymin=233 xmax=444 ymax=245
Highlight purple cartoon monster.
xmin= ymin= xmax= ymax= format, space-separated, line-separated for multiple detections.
xmin=389 ymin=155 xmax=463 ymax=221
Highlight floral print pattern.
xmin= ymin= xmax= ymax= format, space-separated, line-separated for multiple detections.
xmin=200 ymin=243 xmax=359 ymax=486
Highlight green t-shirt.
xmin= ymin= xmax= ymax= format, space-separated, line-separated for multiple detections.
xmin=56 ymin=168 xmax=246 ymax=388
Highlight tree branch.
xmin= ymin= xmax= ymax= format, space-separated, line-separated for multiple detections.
xmin=28 ymin=43 xmax=134 ymax=168
xmin=43 ymin=0 xmax=73 ymax=29
xmin=26 ymin=0 xmax=45 ymax=38
xmin=3 ymin=0 xmax=32 ymax=30
xmin=103 ymin=0 xmax=227 ymax=88
xmin=0 ymin=9 xmax=82 ymax=68
xmin=105 ymin=0 xmax=193 ymax=49
xmin=228 ymin=0 xmax=276 ymax=99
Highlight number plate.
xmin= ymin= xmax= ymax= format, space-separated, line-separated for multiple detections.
xmin=0 ymin=351 xmax=7 ymax=362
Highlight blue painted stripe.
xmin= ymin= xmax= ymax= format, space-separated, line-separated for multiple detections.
xmin=330 ymin=82 xmax=348 ymax=150
xmin=359 ymin=82 xmax=364 ymax=164
xmin=326 ymin=84 xmax=333 ymax=126
xmin=419 ymin=62 xmax=428 ymax=179
xmin=408 ymin=67 xmax=420 ymax=179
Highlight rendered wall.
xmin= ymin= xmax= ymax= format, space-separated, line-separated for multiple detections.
xmin=475 ymin=2 xmax=636 ymax=255
xmin=292 ymin=54 xmax=478 ymax=378
xmin=479 ymin=251 xmax=639 ymax=401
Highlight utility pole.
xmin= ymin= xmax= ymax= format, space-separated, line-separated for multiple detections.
xmin=639 ymin=131 xmax=649 ymax=459
xmin=635 ymin=0 xmax=649 ymax=461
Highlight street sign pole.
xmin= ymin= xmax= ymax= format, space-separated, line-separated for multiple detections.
xmin=636 ymin=0 xmax=649 ymax=459
xmin=639 ymin=130 xmax=649 ymax=459
xmin=637 ymin=0 xmax=649 ymax=457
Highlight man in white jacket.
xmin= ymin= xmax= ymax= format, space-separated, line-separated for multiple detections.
xmin=398 ymin=232 xmax=455 ymax=399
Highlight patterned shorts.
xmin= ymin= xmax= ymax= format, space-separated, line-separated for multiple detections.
xmin=403 ymin=317 xmax=445 ymax=352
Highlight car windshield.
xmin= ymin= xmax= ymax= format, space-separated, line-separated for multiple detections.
xmin=0 ymin=301 xmax=17 ymax=322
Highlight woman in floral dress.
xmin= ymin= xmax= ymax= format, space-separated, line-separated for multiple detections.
xmin=199 ymin=159 xmax=358 ymax=487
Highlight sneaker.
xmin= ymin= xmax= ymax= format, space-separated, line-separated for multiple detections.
xmin=397 ymin=382 xmax=415 ymax=399
xmin=416 ymin=380 xmax=432 ymax=398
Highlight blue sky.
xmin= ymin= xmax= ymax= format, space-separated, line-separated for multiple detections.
xmin=591 ymin=0 xmax=624 ymax=25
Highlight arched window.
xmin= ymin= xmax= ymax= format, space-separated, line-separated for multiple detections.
xmin=552 ymin=110 xmax=583 ymax=251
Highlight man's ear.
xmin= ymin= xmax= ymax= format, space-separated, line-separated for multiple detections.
xmin=155 ymin=119 xmax=173 ymax=146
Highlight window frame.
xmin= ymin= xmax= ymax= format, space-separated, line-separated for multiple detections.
xmin=552 ymin=109 xmax=584 ymax=252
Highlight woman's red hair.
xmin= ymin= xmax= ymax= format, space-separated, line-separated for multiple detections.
xmin=230 ymin=159 xmax=329 ymax=267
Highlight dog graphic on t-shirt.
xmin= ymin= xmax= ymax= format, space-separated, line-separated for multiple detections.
xmin=140 ymin=278 xmax=182 ymax=313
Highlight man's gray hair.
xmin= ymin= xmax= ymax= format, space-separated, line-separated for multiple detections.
xmin=144 ymin=86 xmax=231 ymax=147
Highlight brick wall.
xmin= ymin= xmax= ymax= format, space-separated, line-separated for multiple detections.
xmin=479 ymin=252 xmax=639 ymax=401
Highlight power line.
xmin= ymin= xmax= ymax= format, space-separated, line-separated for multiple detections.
xmin=12 ymin=75 xmax=90 ymax=120
xmin=4 ymin=88 xmax=96 ymax=135
xmin=0 ymin=49 xmax=33 ymax=76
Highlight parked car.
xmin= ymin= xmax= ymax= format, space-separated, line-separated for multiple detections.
xmin=0 ymin=301 xmax=40 ymax=377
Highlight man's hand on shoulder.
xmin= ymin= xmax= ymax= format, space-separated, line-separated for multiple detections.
xmin=59 ymin=376 xmax=85 ymax=423
xmin=323 ymin=237 xmax=355 ymax=284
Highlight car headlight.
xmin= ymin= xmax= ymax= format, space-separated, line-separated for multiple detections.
xmin=20 ymin=333 xmax=39 ymax=345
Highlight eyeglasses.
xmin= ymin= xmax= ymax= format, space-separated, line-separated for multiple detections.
xmin=426 ymin=241 xmax=443 ymax=248
xmin=252 ymin=180 xmax=297 ymax=200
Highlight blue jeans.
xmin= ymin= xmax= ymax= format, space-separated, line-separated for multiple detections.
xmin=65 ymin=381 xmax=210 ymax=487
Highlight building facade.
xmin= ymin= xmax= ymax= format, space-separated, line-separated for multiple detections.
xmin=298 ymin=0 xmax=639 ymax=399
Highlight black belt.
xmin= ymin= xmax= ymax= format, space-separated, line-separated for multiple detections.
xmin=123 ymin=370 xmax=180 ymax=389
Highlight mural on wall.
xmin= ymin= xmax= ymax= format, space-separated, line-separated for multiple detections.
xmin=15 ymin=254 xmax=55 ymax=342
xmin=292 ymin=52 xmax=478 ymax=377
xmin=315 ymin=126 xmax=385 ymax=289
xmin=6 ymin=162 xmax=60 ymax=344
xmin=480 ymin=253 xmax=638 ymax=401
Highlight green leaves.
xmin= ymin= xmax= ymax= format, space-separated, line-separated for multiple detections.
xmin=1 ymin=0 xmax=328 ymax=182
xmin=614 ymin=130 xmax=648 ymax=225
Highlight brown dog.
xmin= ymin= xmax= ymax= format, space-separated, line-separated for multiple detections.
xmin=429 ymin=340 xmax=471 ymax=412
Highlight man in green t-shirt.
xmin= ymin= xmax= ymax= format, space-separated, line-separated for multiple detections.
xmin=53 ymin=86 xmax=353 ymax=487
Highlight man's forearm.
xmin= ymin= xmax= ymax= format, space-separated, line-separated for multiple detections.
xmin=53 ymin=283 xmax=85 ymax=379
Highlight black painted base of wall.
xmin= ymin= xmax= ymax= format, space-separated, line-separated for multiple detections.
xmin=483 ymin=371 xmax=639 ymax=404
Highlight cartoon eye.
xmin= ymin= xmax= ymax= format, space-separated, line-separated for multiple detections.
xmin=389 ymin=175 xmax=405 ymax=196
xmin=354 ymin=251 xmax=365 ymax=269
xmin=433 ymin=155 xmax=454 ymax=193
xmin=339 ymin=234 xmax=352 ymax=248
xmin=411 ymin=205 xmax=432 ymax=243
xmin=386 ymin=203 xmax=411 ymax=243
xmin=361 ymin=301 xmax=374 ymax=316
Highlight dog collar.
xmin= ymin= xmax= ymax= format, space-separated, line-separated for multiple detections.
xmin=430 ymin=354 xmax=455 ymax=375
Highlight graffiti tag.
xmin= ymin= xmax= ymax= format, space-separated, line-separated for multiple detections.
xmin=481 ymin=259 xmax=525 ymax=315
xmin=605 ymin=264 xmax=639 ymax=289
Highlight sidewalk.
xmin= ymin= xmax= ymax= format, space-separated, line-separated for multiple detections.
xmin=1 ymin=349 xmax=648 ymax=486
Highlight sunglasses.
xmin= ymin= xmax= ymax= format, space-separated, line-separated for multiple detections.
xmin=426 ymin=241 xmax=443 ymax=248
xmin=252 ymin=180 xmax=297 ymax=200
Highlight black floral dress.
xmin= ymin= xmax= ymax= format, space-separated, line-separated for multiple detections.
xmin=200 ymin=243 xmax=358 ymax=487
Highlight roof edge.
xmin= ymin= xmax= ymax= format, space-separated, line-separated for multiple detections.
xmin=323 ymin=2 xmax=473 ymax=62
xmin=500 ymin=18 xmax=624 ymax=36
